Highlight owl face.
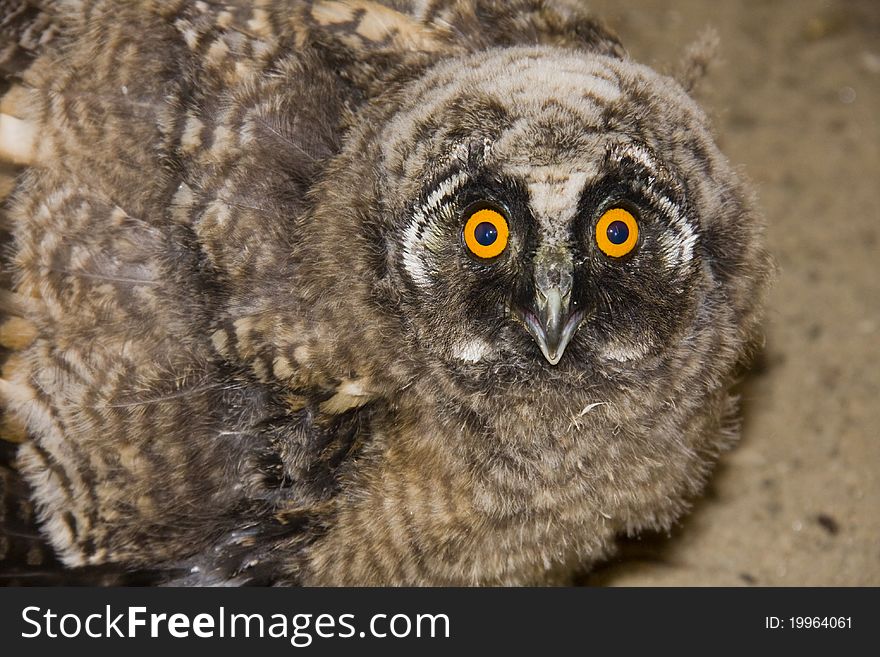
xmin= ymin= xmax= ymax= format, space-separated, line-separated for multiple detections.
xmin=372 ymin=47 xmax=723 ymax=400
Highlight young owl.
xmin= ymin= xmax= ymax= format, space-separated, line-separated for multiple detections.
xmin=0 ymin=0 xmax=771 ymax=585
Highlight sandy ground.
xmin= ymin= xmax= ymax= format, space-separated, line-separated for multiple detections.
xmin=577 ymin=0 xmax=879 ymax=586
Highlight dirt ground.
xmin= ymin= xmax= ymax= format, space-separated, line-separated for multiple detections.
xmin=578 ymin=0 xmax=879 ymax=586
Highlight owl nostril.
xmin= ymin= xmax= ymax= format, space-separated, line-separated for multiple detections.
xmin=535 ymin=264 xmax=573 ymax=302
xmin=533 ymin=246 xmax=574 ymax=301
xmin=544 ymin=266 xmax=561 ymax=287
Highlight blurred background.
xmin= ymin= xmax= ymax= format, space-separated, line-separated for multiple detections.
xmin=578 ymin=0 xmax=879 ymax=586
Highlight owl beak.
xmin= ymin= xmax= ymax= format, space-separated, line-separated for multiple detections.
xmin=515 ymin=250 xmax=584 ymax=365
xmin=527 ymin=287 xmax=583 ymax=365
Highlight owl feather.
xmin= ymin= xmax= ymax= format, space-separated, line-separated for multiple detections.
xmin=0 ymin=0 xmax=770 ymax=585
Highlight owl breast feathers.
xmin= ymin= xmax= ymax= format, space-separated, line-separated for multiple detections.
xmin=0 ymin=0 xmax=770 ymax=585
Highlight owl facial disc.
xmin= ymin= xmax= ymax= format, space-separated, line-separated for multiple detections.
xmin=515 ymin=247 xmax=584 ymax=365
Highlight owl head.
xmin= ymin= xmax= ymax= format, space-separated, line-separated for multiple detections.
xmin=308 ymin=45 xmax=767 ymax=423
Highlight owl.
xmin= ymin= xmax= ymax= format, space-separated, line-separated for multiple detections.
xmin=0 ymin=0 xmax=770 ymax=585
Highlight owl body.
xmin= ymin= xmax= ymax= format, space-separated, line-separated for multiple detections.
xmin=0 ymin=0 xmax=770 ymax=585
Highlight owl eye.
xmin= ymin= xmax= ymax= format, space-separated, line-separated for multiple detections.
xmin=463 ymin=206 xmax=509 ymax=259
xmin=595 ymin=207 xmax=639 ymax=257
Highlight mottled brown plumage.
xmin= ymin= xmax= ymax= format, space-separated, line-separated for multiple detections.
xmin=0 ymin=0 xmax=770 ymax=585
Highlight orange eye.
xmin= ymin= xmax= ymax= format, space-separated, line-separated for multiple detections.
xmin=595 ymin=207 xmax=639 ymax=257
xmin=463 ymin=207 xmax=509 ymax=259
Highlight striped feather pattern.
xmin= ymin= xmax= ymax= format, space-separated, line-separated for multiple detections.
xmin=0 ymin=1 xmax=769 ymax=585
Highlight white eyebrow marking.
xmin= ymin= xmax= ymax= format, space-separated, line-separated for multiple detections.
xmin=402 ymin=171 xmax=469 ymax=288
xmin=619 ymin=143 xmax=659 ymax=173
xmin=615 ymin=143 xmax=698 ymax=273
xmin=653 ymin=193 xmax=697 ymax=270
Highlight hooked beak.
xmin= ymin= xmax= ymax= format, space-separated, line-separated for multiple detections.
xmin=513 ymin=247 xmax=585 ymax=365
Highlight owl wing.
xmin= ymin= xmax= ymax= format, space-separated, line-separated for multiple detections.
xmin=0 ymin=0 xmax=380 ymax=584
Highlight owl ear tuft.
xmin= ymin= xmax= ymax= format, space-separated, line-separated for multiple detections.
xmin=674 ymin=27 xmax=720 ymax=93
